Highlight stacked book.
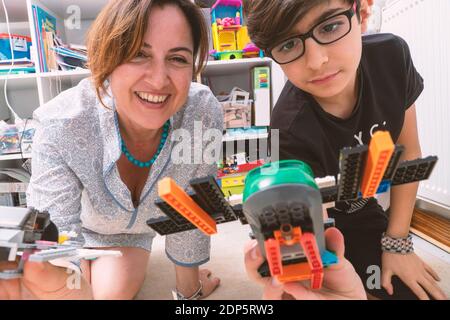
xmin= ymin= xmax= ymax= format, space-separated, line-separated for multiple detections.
xmin=0 ymin=58 xmax=35 ymax=75
xmin=32 ymin=4 xmax=87 ymax=72
xmin=51 ymin=41 xmax=87 ymax=71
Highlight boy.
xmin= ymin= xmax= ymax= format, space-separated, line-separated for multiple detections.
xmin=243 ymin=0 xmax=446 ymax=299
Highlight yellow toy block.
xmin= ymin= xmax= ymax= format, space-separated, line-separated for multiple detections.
xmin=237 ymin=26 xmax=251 ymax=51
xmin=212 ymin=23 xmax=220 ymax=52
xmin=218 ymin=30 xmax=237 ymax=51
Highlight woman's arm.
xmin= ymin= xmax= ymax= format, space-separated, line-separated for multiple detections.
xmin=27 ymin=119 xmax=84 ymax=240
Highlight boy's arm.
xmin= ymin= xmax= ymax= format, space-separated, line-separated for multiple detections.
xmin=387 ymin=104 xmax=421 ymax=237
xmin=382 ymin=104 xmax=447 ymax=300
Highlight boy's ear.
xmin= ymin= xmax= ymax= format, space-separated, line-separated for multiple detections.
xmin=359 ymin=0 xmax=374 ymax=33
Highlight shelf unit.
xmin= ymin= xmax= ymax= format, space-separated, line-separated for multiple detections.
xmin=0 ymin=0 xmax=109 ymax=204
xmin=0 ymin=0 xmax=106 ymax=120
xmin=0 ymin=153 xmax=32 ymax=161
xmin=222 ymin=132 xmax=269 ymax=142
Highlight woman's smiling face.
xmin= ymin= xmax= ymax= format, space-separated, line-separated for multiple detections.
xmin=110 ymin=4 xmax=194 ymax=130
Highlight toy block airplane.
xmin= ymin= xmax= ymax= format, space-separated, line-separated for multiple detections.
xmin=147 ymin=130 xmax=435 ymax=289
xmin=0 ymin=207 xmax=121 ymax=280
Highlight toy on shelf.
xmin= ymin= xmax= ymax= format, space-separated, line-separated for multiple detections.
xmin=0 ymin=207 xmax=121 ymax=279
xmin=218 ymin=158 xmax=265 ymax=178
xmin=252 ymin=66 xmax=271 ymax=126
xmin=0 ymin=120 xmax=37 ymax=156
xmin=221 ymin=87 xmax=252 ymax=129
xmin=218 ymin=156 xmax=265 ymax=197
xmin=147 ymin=131 xmax=438 ymax=289
xmin=210 ymin=0 xmax=263 ymax=60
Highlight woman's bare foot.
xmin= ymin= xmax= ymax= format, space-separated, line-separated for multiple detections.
xmin=199 ymin=268 xmax=220 ymax=299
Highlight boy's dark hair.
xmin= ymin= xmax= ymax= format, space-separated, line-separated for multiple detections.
xmin=243 ymin=0 xmax=361 ymax=51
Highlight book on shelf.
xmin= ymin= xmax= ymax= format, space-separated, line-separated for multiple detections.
xmin=32 ymin=4 xmax=57 ymax=73
xmin=52 ymin=45 xmax=87 ymax=71
xmin=0 ymin=58 xmax=35 ymax=73
xmin=0 ymin=67 xmax=35 ymax=75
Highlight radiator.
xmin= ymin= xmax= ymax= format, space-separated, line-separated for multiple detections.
xmin=381 ymin=0 xmax=450 ymax=209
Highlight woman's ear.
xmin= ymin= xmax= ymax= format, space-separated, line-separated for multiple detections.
xmin=359 ymin=0 xmax=374 ymax=33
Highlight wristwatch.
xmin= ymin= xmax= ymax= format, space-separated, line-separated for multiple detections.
xmin=381 ymin=232 xmax=414 ymax=254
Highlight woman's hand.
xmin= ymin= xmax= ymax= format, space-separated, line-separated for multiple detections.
xmin=244 ymin=227 xmax=367 ymax=300
xmin=381 ymin=251 xmax=447 ymax=300
xmin=0 ymin=261 xmax=23 ymax=300
xmin=0 ymin=260 xmax=92 ymax=300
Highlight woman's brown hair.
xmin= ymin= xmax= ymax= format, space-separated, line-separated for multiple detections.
xmin=243 ymin=0 xmax=361 ymax=52
xmin=86 ymin=0 xmax=209 ymax=105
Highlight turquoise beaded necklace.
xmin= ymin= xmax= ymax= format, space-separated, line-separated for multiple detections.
xmin=121 ymin=120 xmax=170 ymax=168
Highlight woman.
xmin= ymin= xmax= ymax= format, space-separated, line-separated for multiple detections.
xmin=15 ymin=0 xmax=222 ymax=300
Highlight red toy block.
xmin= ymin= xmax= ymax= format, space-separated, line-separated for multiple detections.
xmin=264 ymin=238 xmax=282 ymax=276
xmin=300 ymin=232 xmax=324 ymax=289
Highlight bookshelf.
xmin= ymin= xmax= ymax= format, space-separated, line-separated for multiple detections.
xmin=0 ymin=0 xmax=110 ymax=207
xmin=0 ymin=0 xmax=104 ymax=118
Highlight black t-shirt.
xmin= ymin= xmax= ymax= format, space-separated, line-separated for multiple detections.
xmin=271 ymin=33 xmax=424 ymax=179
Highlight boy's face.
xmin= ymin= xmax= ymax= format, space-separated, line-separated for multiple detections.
xmin=278 ymin=0 xmax=362 ymax=100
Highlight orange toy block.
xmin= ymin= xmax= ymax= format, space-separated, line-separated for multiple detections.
xmin=274 ymin=226 xmax=302 ymax=246
xmin=268 ymin=226 xmax=315 ymax=283
xmin=158 ymin=178 xmax=217 ymax=235
xmin=277 ymin=263 xmax=312 ymax=283
xmin=360 ymin=131 xmax=395 ymax=198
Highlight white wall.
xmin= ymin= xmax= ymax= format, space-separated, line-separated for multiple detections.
xmin=381 ymin=0 xmax=450 ymax=213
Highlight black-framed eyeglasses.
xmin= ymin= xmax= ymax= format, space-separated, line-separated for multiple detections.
xmin=268 ymin=2 xmax=356 ymax=65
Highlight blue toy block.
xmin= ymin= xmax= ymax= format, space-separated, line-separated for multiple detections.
xmin=357 ymin=179 xmax=390 ymax=198
xmin=376 ymin=180 xmax=391 ymax=194
xmin=321 ymin=250 xmax=338 ymax=267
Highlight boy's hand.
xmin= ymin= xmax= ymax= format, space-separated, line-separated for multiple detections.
xmin=244 ymin=228 xmax=367 ymax=300
xmin=381 ymin=252 xmax=447 ymax=300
